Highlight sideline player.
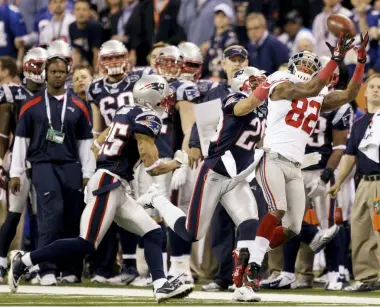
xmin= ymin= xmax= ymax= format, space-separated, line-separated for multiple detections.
xmin=0 ymin=48 xmax=47 ymax=283
xmin=8 ymin=75 xmax=194 ymax=302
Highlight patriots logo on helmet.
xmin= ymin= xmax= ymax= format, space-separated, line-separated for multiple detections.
xmin=233 ymin=69 xmax=244 ymax=77
xmin=143 ymin=82 xmax=165 ymax=95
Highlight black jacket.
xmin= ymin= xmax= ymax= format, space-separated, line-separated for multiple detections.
xmin=125 ymin=0 xmax=186 ymax=66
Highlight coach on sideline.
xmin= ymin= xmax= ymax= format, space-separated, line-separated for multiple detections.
xmin=329 ymin=74 xmax=380 ymax=292
xmin=9 ymin=55 xmax=95 ymax=284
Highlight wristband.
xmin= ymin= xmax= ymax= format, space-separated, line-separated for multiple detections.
xmin=92 ymin=130 xmax=101 ymax=136
xmin=320 ymin=168 xmax=334 ymax=184
xmin=317 ymin=60 xmax=338 ymax=81
xmin=145 ymin=159 xmax=162 ymax=171
xmin=352 ymin=62 xmax=365 ymax=84
xmin=252 ymin=82 xmax=270 ymax=101
xmin=93 ymin=140 xmax=101 ymax=150
xmin=332 ymin=145 xmax=346 ymax=150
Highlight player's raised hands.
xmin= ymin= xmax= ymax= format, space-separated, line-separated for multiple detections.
xmin=354 ymin=32 xmax=369 ymax=63
xmin=325 ymin=33 xmax=355 ymax=63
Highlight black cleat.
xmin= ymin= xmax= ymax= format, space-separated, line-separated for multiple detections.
xmin=154 ymin=277 xmax=194 ymax=303
xmin=8 ymin=251 xmax=27 ymax=293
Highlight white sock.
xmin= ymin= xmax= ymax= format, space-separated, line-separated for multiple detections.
xmin=0 ymin=256 xmax=7 ymax=268
xmin=162 ymin=253 xmax=168 ymax=275
xmin=248 ymin=237 xmax=269 ymax=265
xmin=237 ymin=240 xmax=255 ymax=251
xmin=21 ymin=253 xmax=33 ymax=267
xmin=136 ymin=247 xmax=148 ymax=277
xmin=183 ymin=254 xmax=191 ymax=272
xmin=153 ymin=195 xmax=186 ymax=229
xmin=153 ymin=277 xmax=167 ymax=290
xmin=339 ymin=265 xmax=345 ymax=275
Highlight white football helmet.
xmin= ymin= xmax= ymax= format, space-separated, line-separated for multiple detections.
xmin=99 ymin=40 xmax=129 ymax=76
xmin=288 ymin=51 xmax=321 ymax=82
xmin=178 ymin=42 xmax=203 ymax=82
xmin=23 ymin=47 xmax=48 ymax=84
xmin=231 ymin=67 xmax=266 ymax=95
xmin=319 ymin=55 xmax=339 ymax=88
xmin=133 ymin=75 xmax=175 ymax=116
xmin=156 ymin=46 xmax=184 ymax=82
xmin=47 ymin=40 xmax=73 ymax=71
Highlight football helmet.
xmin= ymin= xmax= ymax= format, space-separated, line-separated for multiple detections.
xmin=178 ymin=42 xmax=203 ymax=82
xmin=231 ymin=67 xmax=266 ymax=95
xmin=47 ymin=40 xmax=73 ymax=71
xmin=99 ymin=40 xmax=129 ymax=76
xmin=155 ymin=46 xmax=184 ymax=82
xmin=319 ymin=55 xmax=339 ymax=88
xmin=23 ymin=47 xmax=48 ymax=84
xmin=133 ymin=75 xmax=175 ymax=116
xmin=288 ymin=51 xmax=321 ymax=82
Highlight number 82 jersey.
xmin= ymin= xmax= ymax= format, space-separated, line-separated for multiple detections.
xmin=97 ymin=105 xmax=162 ymax=181
xmin=264 ymin=71 xmax=325 ymax=164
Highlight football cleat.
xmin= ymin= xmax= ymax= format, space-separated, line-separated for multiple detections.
xmin=232 ymin=248 xmax=250 ymax=288
xmin=201 ymin=281 xmax=227 ymax=292
xmin=260 ymin=271 xmax=296 ymax=289
xmin=325 ymin=271 xmax=343 ymax=291
xmin=344 ymin=281 xmax=373 ymax=292
xmin=309 ymin=224 xmax=339 ymax=253
xmin=39 ymin=273 xmax=57 ymax=286
xmin=232 ymin=285 xmax=261 ymax=302
xmin=91 ymin=274 xmax=108 ymax=284
xmin=260 ymin=271 xmax=281 ymax=285
xmin=8 ymin=251 xmax=27 ymax=293
xmin=154 ymin=278 xmax=194 ymax=303
xmin=242 ymin=262 xmax=261 ymax=291
xmin=107 ymin=267 xmax=138 ymax=285
xmin=60 ymin=275 xmax=80 ymax=284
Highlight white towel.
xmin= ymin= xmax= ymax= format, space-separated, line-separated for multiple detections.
xmin=359 ymin=110 xmax=380 ymax=163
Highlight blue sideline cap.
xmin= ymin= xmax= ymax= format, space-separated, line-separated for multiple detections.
xmin=223 ymin=46 xmax=248 ymax=59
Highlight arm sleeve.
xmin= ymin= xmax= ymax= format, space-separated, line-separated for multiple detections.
xmin=9 ymin=136 xmax=30 ymax=177
xmin=189 ymin=123 xmax=201 ymax=149
xmin=77 ymin=139 xmax=96 ymax=178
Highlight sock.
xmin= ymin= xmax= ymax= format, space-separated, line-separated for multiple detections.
xmin=143 ymin=228 xmax=165 ymax=281
xmin=0 ymin=212 xmax=21 ymax=257
xmin=169 ymin=256 xmax=184 ymax=274
xmin=153 ymin=195 xmax=185 ymax=230
xmin=122 ymin=256 xmax=136 ymax=269
xmin=269 ymin=226 xmax=286 ymax=249
xmin=30 ymin=237 xmax=94 ymax=265
xmin=325 ymin=233 xmax=340 ymax=272
xmin=136 ymin=246 xmax=149 ymax=277
xmin=168 ymin=228 xmax=184 ymax=257
xmin=21 ymin=253 xmax=33 ymax=267
xmin=183 ymin=254 xmax=191 ymax=272
xmin=162 ymin=252 xmax=168 ymax=275
xmin=153 ymin=277 xmax=167 ymax=290
xmin=299 ymin=221 xmax=318 ymax=245
xmin=119 ymin=229 xmax=138 ymax=268
xmin=283 ymin=236 xmax=301 ymax=273
xmin=159 ymin=222 xmax=167 ymax=253
xmin=256 ymin=213 xmax=281 ymax=240
xmin=237 ymin=219 xmax=258 ymax=241
xmin=248 ymin=236 xmax=269 ymax=265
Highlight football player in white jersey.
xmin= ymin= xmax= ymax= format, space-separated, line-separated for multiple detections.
xmin=244 ymin=33 xmax=368 ymax=291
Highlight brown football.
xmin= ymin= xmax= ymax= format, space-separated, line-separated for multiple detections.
xmin=327 ymin=14 xmax=357 ymax=38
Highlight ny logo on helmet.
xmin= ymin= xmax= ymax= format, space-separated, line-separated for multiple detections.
xmin=143 ymin=82 xmax=165 ymax=94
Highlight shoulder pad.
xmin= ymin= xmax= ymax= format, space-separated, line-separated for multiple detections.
xmin=116 ymin=105 xmax=134 ymax=115
xmin=135 ymin=111 xmax=162 ymax=136
xmin=223 ymin=92 xmax=248 ymax=107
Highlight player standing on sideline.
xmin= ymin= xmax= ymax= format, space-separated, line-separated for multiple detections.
xmin=243 ymin=33 xmax=368 ymax=292
xmin=9 ymin=54 xmax=95 ymax=286
xmin=137 ymin=67 xmax=269 ymax=302
xmin=8 ymin=75 xmax=195 ymax=303
xmin=0 ymin=49 xmax=47 ymax=284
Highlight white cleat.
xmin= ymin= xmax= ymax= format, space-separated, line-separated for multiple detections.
xmin=260 ymin=271 xmax=296 ymax=289
xmin=325 ymin=272 xmax=343 ymax=291
xmin=130 ymin=276 xmax=150 ymax=287
xmin=136 ymin=183 xmax=163 ymax=208
xmin=314 ymin=273 xmax=328 ymax=284
xmin=154 ymin=279 xmax=194 ymax=303
xmin=232 ymin=286 xmax=261 ymax=302
xmin=260 ymin=271 xmax=281 ymax=285
xmin=91 ymin=274 xmax=108 ymax=284
xmin=228 ymin=284 xmax=236 ymax=292
xmin=309 ymin=224 xmax=339 ymax=253
xmin=39 ymin=274 xmax=57 ymax=286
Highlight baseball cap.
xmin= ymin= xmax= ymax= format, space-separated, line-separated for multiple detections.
xmin=214 ymin=3 xmax=234 ymax=20
xmin=223 ymin=46 xmax=248 ymax=59
xmin=285 ymin=10 xmax=303 ymax=24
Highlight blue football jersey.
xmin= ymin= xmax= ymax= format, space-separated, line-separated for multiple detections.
xmin=97 ymin=105 xmax=162 ymax=181
xmin=0 ymin=83 xmax=39 ymax=135
xmin=0 ymin=4 xmax=27 ymax=58
xmin=155 ymin=79 xmax=201 ymax=158
xmin=197 ymin=79 xmax=218 ymax=101
xmin=87 ymin=68 xmax=153 ymax=126
xmin=305 ymin=104 xmax=353 ymax=170
xmin=205 ymin=92 xmax=268 ymax=177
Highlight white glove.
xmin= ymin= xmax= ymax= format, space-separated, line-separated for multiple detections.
xmin=170 ymin=164 xmax=188 ymax=190
xmin=174 ymin=150 xmax=189 ymax=165
xmin=306 ymin=177 xmax=327 ymax=198
xmin=301 ymin=152 xmax=322 ymax=169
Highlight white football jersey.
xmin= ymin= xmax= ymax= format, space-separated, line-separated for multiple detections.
xmin=264 ymin=71 xmax=327 ymax=163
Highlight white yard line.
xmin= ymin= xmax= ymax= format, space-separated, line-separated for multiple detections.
xmin=0 ymin=285 xmax=379 ymax=305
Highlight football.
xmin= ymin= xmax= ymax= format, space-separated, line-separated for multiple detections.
xmin=327 ymin=14 xmax=357 ymax=38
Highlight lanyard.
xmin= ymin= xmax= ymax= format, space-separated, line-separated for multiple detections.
xmin=45 ymin=89 xmax=67 ymax=132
